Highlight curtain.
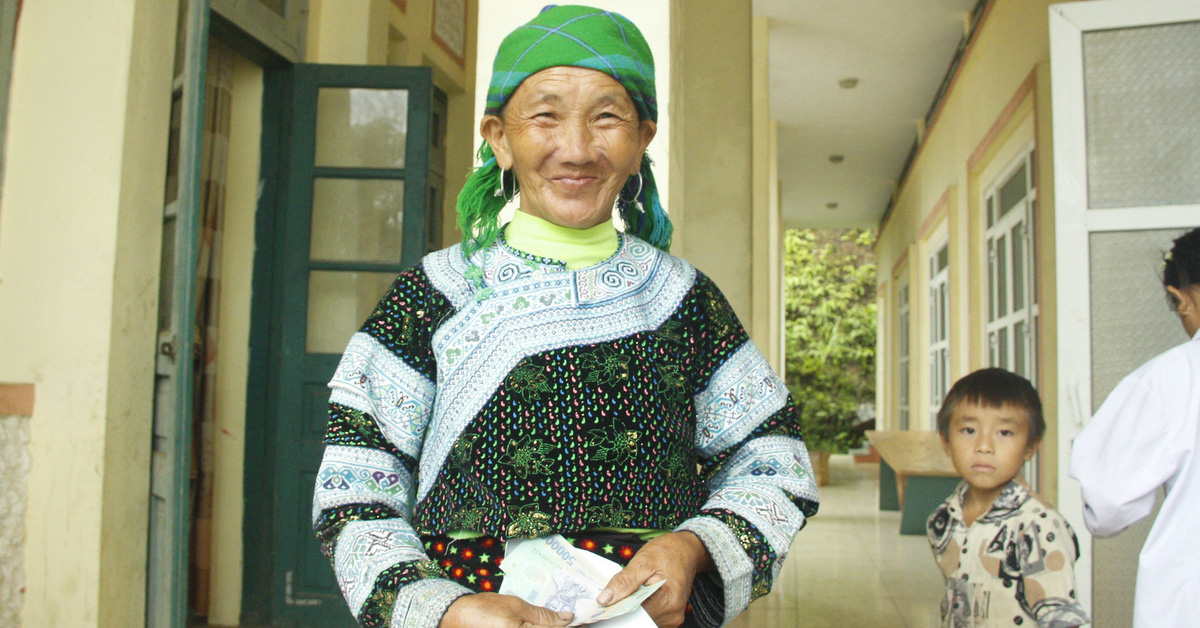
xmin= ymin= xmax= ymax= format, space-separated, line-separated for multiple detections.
xmin=190 ymin=37 xmax=234 ymax=617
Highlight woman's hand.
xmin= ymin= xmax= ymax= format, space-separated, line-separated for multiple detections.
xmin=596 ymin=531 xmax=714 ymax=628
xmin=439 ymin=592 xmax=573 ymax=628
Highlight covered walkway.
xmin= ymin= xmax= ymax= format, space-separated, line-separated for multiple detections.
xmin=728 ymin=455 xmax=943 ymax=627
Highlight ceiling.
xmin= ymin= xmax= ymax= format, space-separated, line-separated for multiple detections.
xmin=753 ymin=0 xmax=980 ymax=229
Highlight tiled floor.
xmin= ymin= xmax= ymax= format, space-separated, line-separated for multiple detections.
xmin=726 ymin=455 xmax=944 ymax=628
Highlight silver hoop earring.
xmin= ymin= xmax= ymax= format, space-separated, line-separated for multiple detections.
xmin=619 ymin=171 xmax=644 ymax=209
xmin=495 ymin=168 xmax=516 ymax=203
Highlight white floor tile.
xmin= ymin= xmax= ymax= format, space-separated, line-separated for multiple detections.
xmin=725 ymin=455 xmax=944 ymax=627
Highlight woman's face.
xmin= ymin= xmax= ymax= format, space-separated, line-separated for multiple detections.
xmin=481 ymin=66 xmax=656 ymax=230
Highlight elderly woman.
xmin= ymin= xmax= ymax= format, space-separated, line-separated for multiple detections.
xmin=312 ymin=6 xmax=818 ymax=628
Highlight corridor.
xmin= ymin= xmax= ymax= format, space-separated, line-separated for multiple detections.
xmin=727 ymin=455 xmax=944 ymax=627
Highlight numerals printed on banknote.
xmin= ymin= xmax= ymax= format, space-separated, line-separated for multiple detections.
xmin=499 ymin=535 xmax=664 ymax=626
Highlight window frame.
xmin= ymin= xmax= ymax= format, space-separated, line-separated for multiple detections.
xmin=928 ymin=239 xmax=950 ymax=430
xmin=984 ymin=142 xmax=1039 ymax=382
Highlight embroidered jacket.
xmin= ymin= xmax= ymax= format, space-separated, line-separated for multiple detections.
xmin=312 ymin=235 xmax=819 ymax=627
xmin=927 ymin=480 xmax=1088 ymax=628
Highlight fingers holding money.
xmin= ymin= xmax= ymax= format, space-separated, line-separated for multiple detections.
xmin=597 ymin=532 xmax=713 ymax=628
xmin=439 ymin=592 xmax=574 ymax=628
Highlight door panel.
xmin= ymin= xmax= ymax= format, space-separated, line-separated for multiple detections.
xmin=254 ymin=62 xmax=433 ymax=626
xmin=1050 ymin=2 xmax=1200 ymax=621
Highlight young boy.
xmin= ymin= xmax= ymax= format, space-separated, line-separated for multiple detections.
xmin=927 ymin=368 xmax=1088 ymax=627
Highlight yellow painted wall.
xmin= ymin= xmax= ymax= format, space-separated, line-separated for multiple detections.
xmin=0 ymin=0 xmax=178 ymax=625
xmin=670 ymin=0 xmax=759 ymax=330
xmin=751 ymin=16 xmax=784 ymax=373
xmin=875 ymin=0 xmax=1082 ymax=502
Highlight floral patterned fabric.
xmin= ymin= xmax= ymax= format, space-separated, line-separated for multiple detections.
xmin=313 ymin=234 xmax=819 ymax=627
xmin=927 ymin=481 xmax=1089 ymax=628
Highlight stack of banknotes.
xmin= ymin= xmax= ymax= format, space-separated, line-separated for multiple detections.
xmin=499 ymin=534 xmax=664 ymax=627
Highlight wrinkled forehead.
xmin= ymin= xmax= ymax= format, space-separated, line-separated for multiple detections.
xmin=503 ymin=66 xmax=638 ymax=112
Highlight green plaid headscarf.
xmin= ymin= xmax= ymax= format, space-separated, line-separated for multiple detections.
xmin=456 ymin=4 xmax=671 ymax=259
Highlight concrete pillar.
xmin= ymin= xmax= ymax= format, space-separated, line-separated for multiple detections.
xmin=671 ymin=0 xmax=779 ymax=360
xmin=0 ymin=0 xmax=177 ymax=625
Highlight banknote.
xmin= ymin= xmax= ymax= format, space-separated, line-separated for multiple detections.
xmin=500 ymin=535 xmax=664 ymax=626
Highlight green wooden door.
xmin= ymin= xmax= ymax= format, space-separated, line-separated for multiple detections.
xmin=253 ymin=63 xmax=432 ymax=626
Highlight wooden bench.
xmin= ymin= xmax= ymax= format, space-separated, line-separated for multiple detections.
xmin=866 ymin=430 xmax=961 ymax=535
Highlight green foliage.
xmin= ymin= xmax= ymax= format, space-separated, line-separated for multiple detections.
xmin=785 ymin=228 xmax=877 ymax=453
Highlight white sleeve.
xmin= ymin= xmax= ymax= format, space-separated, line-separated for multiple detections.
xmin=1068 ymin=371 xmax=1186 ymax=537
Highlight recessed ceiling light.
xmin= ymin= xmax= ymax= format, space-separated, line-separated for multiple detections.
xmin=826 ymin=202 xmax=839 ymax=210
xmin=829 ymin=154 xmax=845 ymax=164
xmin=838 ymin=77 xmax=859 ymax=89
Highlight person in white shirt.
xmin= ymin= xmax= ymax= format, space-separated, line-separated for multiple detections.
xmin=1069 ymin=226 xmax=1200 ymax=627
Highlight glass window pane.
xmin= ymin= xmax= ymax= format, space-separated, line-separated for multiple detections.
xmin=1015 ymin=321 xmax=1027 ymax=377
xmin=930 ymin=298 xmax=937 ymax=338
xmin=307 ymin=271 xmax=398 ymax=354
xmin=989 ymin=331 xmax=997 ymax=365
xmin=316 ymin=88 xmax=409 ymax=169
xmin=998 ymin=327 xmax=1009 ymax=369
xmin=988 ymin=239 xmax=996 ymax=322
xmin=987 ymin=195 xmax=995 ymax=228
xmin=938 ymin=245 xmax=949 ymax=272
xmin=1013 ymin=223 xmax=1025 ymax=311
xmin=931 ymin=367 xmax=937 ymax=404
xmin=939 ymin=285 xmax=948 ymax=340
xmin=1033 ymin=314 xmax=1039 ymax=370
xmin=1031 ymin=202 xmax=1039 ymax=303
xmin=310 ymin=178 xmax=406 ymax=263
xmin=999 ymin=165 xmax=1027 ymax=218
xmin=940 ymin=349 xmax=948 ymax=394
xmin=997 ymin=235 xmax=1008 ymax=317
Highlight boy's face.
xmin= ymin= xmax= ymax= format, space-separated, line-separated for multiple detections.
xmin=942 ymin=401 xmax=1036 ymax=494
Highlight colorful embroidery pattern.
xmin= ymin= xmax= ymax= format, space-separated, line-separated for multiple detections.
xmin=423 ymin=532 xmax=646 ymax=594
xmin=359 ymin=268 xmax=454 ymax=381
xmin=313 ymin=235 xmax=818 ymax=627
xmin=329 ymin=334 xmax=437 ymax=461
xmin=313 ymin=445 xmax=413 ymax=522
xmin=334 ymin=520 xmax=429 ymax=615
xmin=355 ymin=559 xmax=455 ymax=627
xmin=701 ymin=508 xmax=777 ymax=601
xmin=416 ymin=236 xmax=694 ymax=503
xmin=411 ymin=326 xmax=711 ymax=537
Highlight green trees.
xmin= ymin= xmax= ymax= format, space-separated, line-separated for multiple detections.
xmin=784 ymin=229 xmax=877 ymax=453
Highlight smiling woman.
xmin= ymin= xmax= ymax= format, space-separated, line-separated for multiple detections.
xmin=310 ymin=6 xmax=819 ymax=628
xmin=481 ymin=66 xmax=656 ymax=231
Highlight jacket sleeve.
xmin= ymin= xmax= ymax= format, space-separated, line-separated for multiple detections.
xmin=673 ymin=274 xmax=820 ymax=624
xmin=312 ymin=270 xmax=472 ymax=628
xmin=1068 ymin=358 xmax=1191 ymax=538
